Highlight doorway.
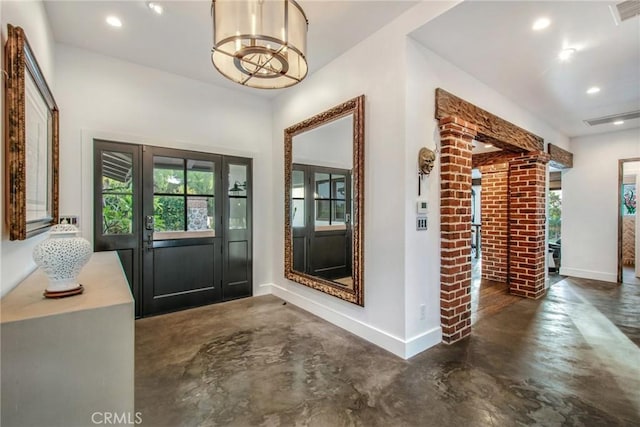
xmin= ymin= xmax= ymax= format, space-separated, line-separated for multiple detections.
xmin=618 ymin=158 xmax=640 ymax=285
xmin=94 ymin=140 xmax=253 ymax=317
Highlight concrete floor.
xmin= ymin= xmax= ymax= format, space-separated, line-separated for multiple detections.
xmin=135 ymin=277 xmax=640 ymax=426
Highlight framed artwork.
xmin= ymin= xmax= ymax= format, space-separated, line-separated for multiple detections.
xmin=5 ymin=24 xmax=59 ymax=240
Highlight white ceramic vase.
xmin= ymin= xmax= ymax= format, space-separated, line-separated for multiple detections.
xmin=33 ymin=224 xmax=92 ymax=292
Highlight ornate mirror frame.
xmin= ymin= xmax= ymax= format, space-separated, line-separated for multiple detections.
xmin=5 ymin=24 xmax=59 ymax=240
xmin=284 ymin=95 xmax=365 ymax=305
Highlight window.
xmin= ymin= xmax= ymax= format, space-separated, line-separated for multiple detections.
xmin=153 ymin=156 xmax=215 ymax=234
xmin=548 ymin=189 xmax=561 ymax=242
xmin=622 ymin=183 xmax=636 ymax=216
xmin=314 ymin=172 xmax=346 ymax=227
xmin=292 ymin=169 xmax=305 ymax=227
xmin=101 ymin=151 xmax=133 ymax=235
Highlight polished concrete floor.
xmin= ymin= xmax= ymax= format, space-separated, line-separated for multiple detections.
xmin=623 ymin=266 xmax=640 ymax=285
xmin=136 ymin=277 xmax=640 ymax=426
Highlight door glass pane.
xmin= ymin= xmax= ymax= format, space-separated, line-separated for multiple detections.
xmin=154 ymin=156 xmax=184 ymax=194
xmin=102 ymin=194 xmax=133 ymax=234
xmin=292 ymin=170 xmax=305 ymax=198
xmin=228 ymin=164 xmax=247 ymax=196
xmin=187 ymin=196 xmax=214 ymax=230
xmin=315 ymin=200 xmax=330 ymax=226
xmin=292 ymin=199 xmax=305 ymax=227
xmin=101 ymin=151 xmax=133 ymax=235
xmin=332 ymin=175 xmax=346 ymax=199
xmin=292 ymin=169 xmax=305 ymax=227
xmin=187 ymin=160 xmax=215 ymax=195
xmin=332 ymin=200 xmax=346 ymax=224
xmin=229 ymin=198 xmax=247 ymax=230
xmin=154 ymin=196 xmax=185 ymax=231
xmin=315 ymin=173 xmax=330 ymax=199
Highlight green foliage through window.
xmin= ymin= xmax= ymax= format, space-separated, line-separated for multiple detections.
xmin=548 ymin=190 xmax=561 ymax=242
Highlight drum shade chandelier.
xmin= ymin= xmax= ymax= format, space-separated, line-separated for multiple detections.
xmin=211 ymin=0 xmax=309 ymax=89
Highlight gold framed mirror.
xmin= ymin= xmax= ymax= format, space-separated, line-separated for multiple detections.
xmin=284 ymin=95 xmax=364 ymax=305
xmin=5 ymin=24 xmax=59 ymax=240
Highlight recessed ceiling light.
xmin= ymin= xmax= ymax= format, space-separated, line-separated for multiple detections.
xmin=106 ymin=16 xmax=122 ymax=28
xmin=147 ymin=2 xmax=163 ymax=15
xmin=532 ymin=17 xmax=551 ymax=31
xmin=484 ymin=143 xmax=493 ymax=148
xmin=558 ymin=48 xmax=576 ymax=61
xmin=614 ymin=120 xmax=624 ymax=125
xmin=586 ymin=86 xmax=601 ymax=95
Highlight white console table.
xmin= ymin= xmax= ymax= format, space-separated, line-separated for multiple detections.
xmin=1 ymin=251 xmax=135 ymax=427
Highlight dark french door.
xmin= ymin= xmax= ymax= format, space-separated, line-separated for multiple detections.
xmin=94 ymin=140 xmax=252 ymax=317
xmin=291 ymin=163 xmax=352 ymax=280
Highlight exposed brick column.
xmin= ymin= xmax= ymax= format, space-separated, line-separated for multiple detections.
xmin=508 ymin=151 xmax=550 ymax=299
xmin=479 ymin=163 xmax=509 ymax=282
xmin=439 ymin=117 xmax=477 ymax=344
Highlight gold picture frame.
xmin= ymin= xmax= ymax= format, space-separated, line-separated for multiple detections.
xmin=284 ymin=95 xmax=365 ymax=306
xmin=5 ymin=24 xmax=59 ymax=240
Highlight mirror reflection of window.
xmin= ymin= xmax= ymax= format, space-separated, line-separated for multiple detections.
xmin=314 ymin=172 xmax=347 ymax=228
xmin=292 ymin=170 xmax=305 ymax=227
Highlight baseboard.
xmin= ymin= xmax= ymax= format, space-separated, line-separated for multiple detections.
xmin=254 ymin=283 xmax=272 ymax=297
xmin=268 ymin=283 xmax=440 ymax=359
xmin=404 ymin=327 xmax=442 ymax=359
xmin=559 ymin=267 xmax=617 ymax=283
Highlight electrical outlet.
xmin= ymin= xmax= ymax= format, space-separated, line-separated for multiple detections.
xmin=416 ymin=217 xmax=428 ymax=230
xmin=420 ymin=304 xmax=426 ymax=320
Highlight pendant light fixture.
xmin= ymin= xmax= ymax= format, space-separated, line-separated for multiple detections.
xmin=211 ymin=0 xmax=308 ymax=89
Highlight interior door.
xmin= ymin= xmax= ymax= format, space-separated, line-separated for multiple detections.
xmin=222 ymin=157 xmax=253 ymax=300
xmin=141 ymin=147 xmax=223 ymax=315
xmin=93 ymin=140 xmax=142 ymax=317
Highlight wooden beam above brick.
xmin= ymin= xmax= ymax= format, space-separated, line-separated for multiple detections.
xmin=548 ymin=143 xmax=573 ymax=168
xmin=435 ymin=88 xmax=544 ymax=153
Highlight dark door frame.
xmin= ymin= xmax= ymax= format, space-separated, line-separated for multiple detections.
xmin=93 ymin=139 xmax=254 ymax=317
xmin=617 ymin=157 xmax=640 ymax=283
xmin=93 ymin=140 xmax=143 ymax=317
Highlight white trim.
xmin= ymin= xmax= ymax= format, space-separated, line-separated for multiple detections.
xmin=404 ymin=327 xmax=442 ymax=359
xmin=254 ymin=283 xmax=272 ymax=297
xmin=268 ymin=283 xmax=441 ymax=359
xmin=559 ymin=267 xmax=617 ymax=283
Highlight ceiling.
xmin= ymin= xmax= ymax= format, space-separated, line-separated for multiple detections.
xmin=411 ymin=0 xmax=640 ymax=138
xmin=44 ymin=0 xmax=418 ymax=97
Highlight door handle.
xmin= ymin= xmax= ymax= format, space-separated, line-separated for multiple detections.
xmin=145 ymin=233 xmax=154 ymax=251
xmin=145 ymin=215 xmax=154 ymax=230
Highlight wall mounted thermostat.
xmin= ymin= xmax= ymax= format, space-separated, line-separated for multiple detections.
xmin=417 ymin=200 xmax=428 ymax=215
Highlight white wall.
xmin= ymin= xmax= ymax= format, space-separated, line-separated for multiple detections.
xmin=293 ymin=115 xmax=352 ymax=169
xmin=1 ymin=0 xmax=57 ymax=297
xmin=403 ymin=39 xmax=571 ymax=340
xmin=562 ymin=128 xmax=640 ymax=282
xmin=271 ymin=1 xmax=460 ymax=359
xmin=53 ymin=44 xmax=274 ymax=292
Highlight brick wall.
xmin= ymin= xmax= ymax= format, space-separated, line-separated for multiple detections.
xmin=439 ymin=117 xmax=477 ymax=344
xmin=508 ymin=151 xmax=549 ymax=299
xmin=479 ymin=163 xmax=509 ymax=282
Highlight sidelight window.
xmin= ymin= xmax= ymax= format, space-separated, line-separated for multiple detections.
xmin=101 ymin=151 xmax=134 ymax=235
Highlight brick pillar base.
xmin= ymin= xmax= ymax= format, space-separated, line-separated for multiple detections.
xmin=479 ymin=163 xmax=508 ymax=282
xmin=508 ymin=151 xmax=550 ymax=299
xmin=439 ymin=117 xmax=477 ymax=344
